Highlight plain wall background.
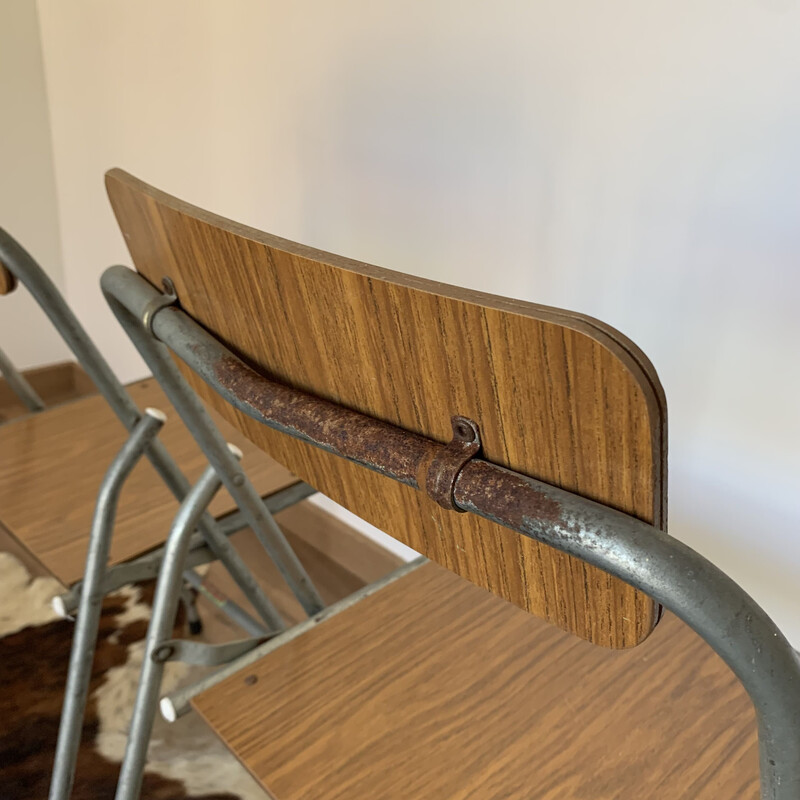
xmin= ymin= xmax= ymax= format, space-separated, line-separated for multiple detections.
xmin=0 ymin=0 xmax=68 ymax=369
xmin=8 ymin=1 xmax=800 ymax=639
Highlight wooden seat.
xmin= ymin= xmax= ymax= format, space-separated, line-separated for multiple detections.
xmin=193 ymin=561 xmax=758 ymax=800
xmin=0 ymin=378 xmax=298 ymax=585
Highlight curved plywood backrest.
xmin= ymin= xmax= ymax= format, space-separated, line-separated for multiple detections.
xmin=106 ymin=169 xmax=667 ymax=649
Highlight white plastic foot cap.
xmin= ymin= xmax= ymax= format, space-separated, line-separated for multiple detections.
xmin=160 ymin=697 xmax=178 ymax=723
xmin=144 ymin=407 xmax=168 ymax=423
xmin=52 ymin=595 xmax=69 ymax=618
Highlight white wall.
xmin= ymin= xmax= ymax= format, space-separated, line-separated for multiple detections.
xmin=0 ymin=0 xmax=67 ymax=369
xmin=35 ymin=1 xmax=800 ymax=640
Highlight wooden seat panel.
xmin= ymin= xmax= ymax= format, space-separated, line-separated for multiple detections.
xmin=106 ymin=169 xmax=667 ymax=649
xmin=0 ymin=378 xmax=298 ymax=585
xmin=193 ymin=562 xmax=758 ymax=800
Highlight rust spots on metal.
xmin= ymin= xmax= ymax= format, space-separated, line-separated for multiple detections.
xmin=424 ymin=416 xmax=482 ymax=510
xmin=212 ymin=354 xmax=441 ymax=487
xmin=454 ymin=461 xmax=564 ymax=529
xmin=209 ymin=353 xmax=563 ymax=526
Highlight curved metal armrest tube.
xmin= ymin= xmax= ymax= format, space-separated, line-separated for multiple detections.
xmin=101 ymin=265 xmax=800 ymax=800
xmin=454 ymin=462 xmax=800 ymax=799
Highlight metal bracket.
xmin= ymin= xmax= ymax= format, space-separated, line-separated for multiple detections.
xmin=141 ymin=277 xmax=178 ymax=335
xmin=151 ymin=635 xmax=270 ymax=666
xmin=424 ymin=416 xmax=482 ymax=511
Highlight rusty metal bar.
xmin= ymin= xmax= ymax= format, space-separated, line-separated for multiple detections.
xmin=101 ymin=264 xmax=800 ymax=800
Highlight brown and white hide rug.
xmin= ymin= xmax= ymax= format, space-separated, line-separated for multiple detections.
xmin=0 ymin=551 xmax=268 ymax=799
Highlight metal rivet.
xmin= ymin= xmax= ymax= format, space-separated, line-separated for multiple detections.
xmin=151 ymin=644 xmax=174 ymax=663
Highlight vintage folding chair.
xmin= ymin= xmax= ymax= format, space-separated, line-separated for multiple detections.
xmin=99 ymin=169 xmax=798 ymax=800
xmin=0 ymin=231 xmax=327 ymax=799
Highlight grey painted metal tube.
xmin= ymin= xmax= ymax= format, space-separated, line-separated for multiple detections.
xmin=453 ymin=462 xmax=800 ymax=800
xmin=0 ymin=344 xmax=45 ymax=412
xmin=115 ymin=460 xmax=230 ymax=800
xmin=100 ymin=269 xmax=325 ymax=617
xmin=0 ymin=229 xmax=284 ymax=631
xmin=101 ymin=265 xmax=800 ymax=800
xmin=182 ymin=568 xmax=268 ymax=638
xmin=48 ymin=409 xmax=166 ymax=800
xmin=54 ymin=481 xmax=316 ymax=617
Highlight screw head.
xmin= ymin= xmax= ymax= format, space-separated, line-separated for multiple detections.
xmin=452 ymin=417 xmax=478 ymax=443
xmin=152 ymin=644 xmax=175 ymax=663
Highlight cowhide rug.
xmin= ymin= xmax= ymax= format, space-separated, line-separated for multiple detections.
xmin=0 ymin=551 xmax=268 ymax=799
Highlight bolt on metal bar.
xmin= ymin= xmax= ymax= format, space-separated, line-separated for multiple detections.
xmin=0 ymin=229 xmax=285 ymax=631
xmin=0 ymin=343 xmax=45 ymax=412
xmin=48 ymin=409 xmax=166 ymax=800
xmin=115 ymin=455 xmax=234 ymax=800
xmin=100 ymin=270 xmax=324 ymax=617
xmin=102 ymin=265 xmax=800 ymax=800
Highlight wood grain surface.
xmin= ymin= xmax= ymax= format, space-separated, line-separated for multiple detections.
xmin=0 ymin=379 xmax=298 ymax=585
xmin=0 ymin=361 xmax=94 ymax=424
xmin=106 ymin=169 xmax=667 ymax=649
xmin=193 ymin=562 xmax=757 ymax=800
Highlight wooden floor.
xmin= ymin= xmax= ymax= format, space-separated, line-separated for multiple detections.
xmin=194 ymin=562 xmax=759 ymax=800
xmin=0 ymin=360 xmax=94 ymax=424
xmin=0 ymin=378 xmax=298 ymax=585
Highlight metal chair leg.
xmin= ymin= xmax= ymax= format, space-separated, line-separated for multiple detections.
xmin=48 ymin=409 xmax=166 ymax=800
xmin=114 ymin=453 xmax=237 ymax=800
xmin=0 ymin=229 xmax=288 ymax=631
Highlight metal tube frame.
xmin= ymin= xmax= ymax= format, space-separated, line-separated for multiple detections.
xmin=161 ymin=556 xmax=429 ymax=722
xmin=99 ymin=271 xmax=324 ymax=617
xmin=49 ymin=409 xmax=166 ymax=800
xmin=0 ymin=228 xmax=319 ymax=628
xmin=102 ymin=264 xmax=800 ymax=800
xmin=114 ymin=459 xmax=235 ymax=800
xmin=53 ymin=481 xmax=317 ymax=618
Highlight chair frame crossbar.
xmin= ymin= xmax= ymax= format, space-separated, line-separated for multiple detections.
xmin=101 ymin=263 xmax=800 ymax=800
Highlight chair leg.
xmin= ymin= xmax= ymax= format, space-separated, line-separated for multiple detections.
xmin=114 ymin=455 xmax=234 ymax=800
xmin=48 ymin=409 xmax=166 ymax=800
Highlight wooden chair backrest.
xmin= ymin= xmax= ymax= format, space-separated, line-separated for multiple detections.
xmin=106 ymin=169 xmax=666 ymax=649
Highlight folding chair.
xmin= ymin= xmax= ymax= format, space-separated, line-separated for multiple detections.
xmin=100 ymin=169 xmax=798 ymax=799
xmin=0 ymin=231 xmax=325 ymax=799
